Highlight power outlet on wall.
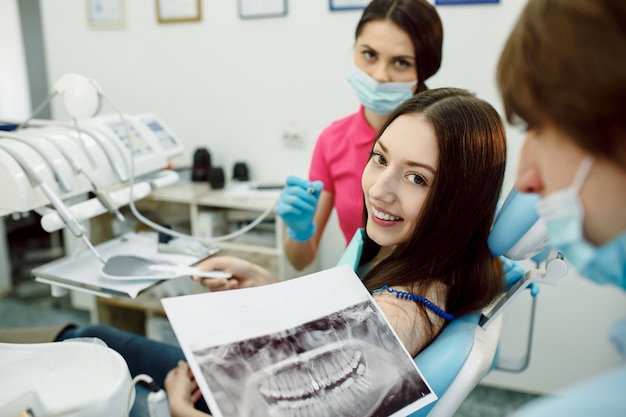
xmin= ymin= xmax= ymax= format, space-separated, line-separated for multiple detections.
xmin=282 ymin=124 xmax=305 ymax=148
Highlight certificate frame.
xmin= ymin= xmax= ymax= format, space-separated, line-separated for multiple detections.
xmin=435 ymin=0 xmax=499 ymax=5
xmin=87 ymin=0 xmax=126 ymax=29
xmin=238 ymin=0 xmax=288 ymax=19
xmin=329 ymin=0 xmax=370 ymax=11
xmin=156 ymin=0 xmax=202 ymax=23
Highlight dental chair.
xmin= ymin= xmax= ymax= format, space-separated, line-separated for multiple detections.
xmin=409 ymin=188 xmax=566 ymax=417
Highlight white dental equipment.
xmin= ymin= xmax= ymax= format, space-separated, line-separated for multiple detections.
xmin=0 ymin=338 xmax=134 ymax=417
xmin=3 ymin=72 xmax=227 ymax=287
xmin=0 ymin=73 xmax=188 ymax=417
xmin=0 ymin=73 xmax=183 ymax=226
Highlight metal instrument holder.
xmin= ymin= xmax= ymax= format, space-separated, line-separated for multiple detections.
xmin=479 ymin=251 xmax=569 ymax=372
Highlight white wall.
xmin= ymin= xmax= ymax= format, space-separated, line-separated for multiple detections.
xmin=27 ymin=0 xmax=626 ymax=395
xmin=40 ymin=1 xmax=361 ymax=182
xmin=0 ymin=0 xmax=32 ymax=295
xmin=0 ymin=0 xmax=31 ymax=120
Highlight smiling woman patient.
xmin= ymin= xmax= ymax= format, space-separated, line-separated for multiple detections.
xmin=356 ymin=88 xmax=507 ymax=356
xmin=188 ymin=87 xmax=507 ymax=416
xmin=200 ymin=88 xmax=507 ymax=355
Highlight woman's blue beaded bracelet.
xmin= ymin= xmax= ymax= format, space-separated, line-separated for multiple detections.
xmin=372 ymin=285 xmax=454 ymax=321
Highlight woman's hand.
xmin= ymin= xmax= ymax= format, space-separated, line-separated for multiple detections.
xmin=193 ymin=255 xmax=278 ymax=291
xmin=164 ymin=361 xmax=209 ymax=417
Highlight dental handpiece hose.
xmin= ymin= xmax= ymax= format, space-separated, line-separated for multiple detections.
xmin=147 ymin=382 xmax=171 ymax=417
xmin=130 ymin=374 xmax=171 ymax=417
xmin=39 ymin=182 xmax=106 ymax=264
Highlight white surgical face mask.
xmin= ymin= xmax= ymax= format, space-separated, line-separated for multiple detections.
xmin=348 ymin=66 xmax=416 ymax=116
xmin=535 ymin=156 xmax=626 ymax=290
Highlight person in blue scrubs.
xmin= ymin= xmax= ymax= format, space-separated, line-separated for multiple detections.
xmin=497 ymin=0 xmax=626 ymax=415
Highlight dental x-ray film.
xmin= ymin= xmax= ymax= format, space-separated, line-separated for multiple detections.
xmin=162 ymin=265 xmax=437 ymax=417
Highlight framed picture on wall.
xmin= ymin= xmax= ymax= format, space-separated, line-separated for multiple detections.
xmin=329 ymin=0 xmax=370 ymax=11
xmin=156 ymin=0 xmax=201 ymax=23
xmin=87 ymin=0 xmax=125 ymax=29
xmin=238 ymin=0 xmax=288 ymax=19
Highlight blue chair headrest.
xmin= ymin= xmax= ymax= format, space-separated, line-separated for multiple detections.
xmin=488 ymin=188 xmax=549 ymax=261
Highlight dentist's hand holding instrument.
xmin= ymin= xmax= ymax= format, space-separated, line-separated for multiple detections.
xmin=276 ymin=175 xmax=323 ymax=242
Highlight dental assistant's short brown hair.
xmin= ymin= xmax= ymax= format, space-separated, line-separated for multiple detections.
xmin=498 ymin=0 xmax=626 ymax=167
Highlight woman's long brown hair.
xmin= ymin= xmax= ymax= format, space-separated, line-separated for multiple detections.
xmin=362 ymin=88 xmax=506 ymax=332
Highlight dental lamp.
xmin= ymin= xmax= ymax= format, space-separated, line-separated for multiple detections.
xmin=54 ymin=73 xmax=103 ymax=120
xmin=18 ymin=73 xmax=102 ymax=130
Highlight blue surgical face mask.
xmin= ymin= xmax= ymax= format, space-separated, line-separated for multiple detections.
xmin=535 ymin=156 xmax=626 ymax=290
xmin=348 ymin=66 xmax=417 ymax=116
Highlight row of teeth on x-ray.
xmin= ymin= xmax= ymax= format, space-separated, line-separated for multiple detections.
xmin=256 ymin=347 xmax=378 ymax=417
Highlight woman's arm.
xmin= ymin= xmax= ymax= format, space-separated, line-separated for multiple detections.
xmin=164 ymin=361 xmax=211 ymax=417
xmin=194 ymin=256 xmax=278 ymax=291
xmin=284 ymin=191 xmax=334 ymax=270
xmin=371 ymin=284 xmax=447 ymax=357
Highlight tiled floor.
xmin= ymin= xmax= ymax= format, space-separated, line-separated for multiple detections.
xmin=454 ymin=385 xmax=538 ymax=417
xmin=1 ymin=280 xmax=540 ymax=417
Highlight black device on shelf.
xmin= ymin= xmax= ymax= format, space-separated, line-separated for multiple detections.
xmin=232 ymin=161 xmax=249 ymax=181
xmin=209 ymin=167 xmax=225 ymax=189
xmin=192 ymin=147 xmax=212 ymax=182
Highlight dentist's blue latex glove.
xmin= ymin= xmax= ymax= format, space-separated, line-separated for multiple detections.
xmin=276 ymin=175 xmax=324 ymax=242
xmin=501 ymin=256 xmax=539 ymax=297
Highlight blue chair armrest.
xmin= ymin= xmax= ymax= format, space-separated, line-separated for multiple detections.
xmin=409 ymin=313 xmax=482 ymax=417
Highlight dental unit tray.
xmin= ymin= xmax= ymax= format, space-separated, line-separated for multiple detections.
xmin=31 ymin=232 xmax=213 ymax=298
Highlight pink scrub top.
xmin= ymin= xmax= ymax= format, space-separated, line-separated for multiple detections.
xmin=309 ymin=106 xmax=377 ymax=244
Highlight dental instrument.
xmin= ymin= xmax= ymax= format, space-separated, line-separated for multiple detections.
xmin=101 ymin=255 xmax=232 ymax=281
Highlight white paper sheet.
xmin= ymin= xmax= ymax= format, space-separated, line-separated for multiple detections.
xmin=162 ymin=265 xmax=437 ymax=417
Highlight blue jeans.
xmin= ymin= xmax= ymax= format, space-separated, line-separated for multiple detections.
xmin=58 ymin=324 xmax=210 ymax=417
